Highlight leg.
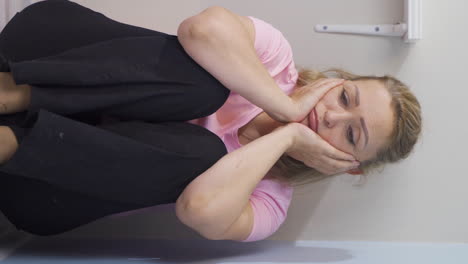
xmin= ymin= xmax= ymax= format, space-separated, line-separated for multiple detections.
xmin=0 ymin=0 xmax=165 ymax=62
xmin=1 ymin=110 xmax=227 ymax=206
xmin=1 ymin=0 xmax=230 ymax=122
xmin=11 ymin=36 xmax=230 ymax=122
xmin=0 ymin=110 xmax=227 ymax=236
xmin=0 ymin=173 xmax=137 ymax=236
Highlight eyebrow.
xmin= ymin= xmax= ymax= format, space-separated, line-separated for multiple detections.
xmin=353 ymin=83 xmax=360 ymax=106
xmin=352 ymin=83 xmax=368 ymax=149
xmin=360 ymin=117 xmax=369 ymax=148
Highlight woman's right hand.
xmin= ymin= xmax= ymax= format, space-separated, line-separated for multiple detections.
xmin=284 ymin=122 xmax=360 ymax=175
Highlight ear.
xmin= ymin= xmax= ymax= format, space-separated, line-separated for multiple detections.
xmin=347 ymin=168 xmax=363 ymax=175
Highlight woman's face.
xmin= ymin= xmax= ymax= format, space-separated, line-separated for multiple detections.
xmin=301 ymin=79 xmax=395 ymax=162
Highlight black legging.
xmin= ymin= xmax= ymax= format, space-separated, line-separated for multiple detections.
xmin=0 ymin=0 xmax=230 ymax=235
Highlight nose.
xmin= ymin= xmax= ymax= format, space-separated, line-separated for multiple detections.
xmin=324 ymin=110 xmax=353 ymax=128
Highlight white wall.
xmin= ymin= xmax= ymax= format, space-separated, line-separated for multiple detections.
xmin=6 ymin=0 xmax=467 ymax=244
xmin=0 ymin=0 xmax=39 ymax=30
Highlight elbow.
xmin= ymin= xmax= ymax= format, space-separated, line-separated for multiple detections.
xmin=177 ymin=18 xmax=205 ymax=42
xmin=177 ymin=6 xmax=230 ymax=43
xmin=175 ymin=194 xmax=203 ymax=227
xmin=175 ymin=195 xmax=221 ymax=240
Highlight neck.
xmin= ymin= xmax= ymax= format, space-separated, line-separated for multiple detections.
xmin=239 ymin=112 xmax=285 ymax=145
xmin=258 ymin=115 xmax=285 ymax=137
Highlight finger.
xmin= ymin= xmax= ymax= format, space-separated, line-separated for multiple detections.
xmin=326 ymin=149 xmax=357 ymax=162
xmin=317 ymin=140 xmax=356 ymax=161
xmin=308 ymin=78 xmax=330 ymax=87
xmin=309 ymin=78 xmax=344 ymax=88
xmin=322 ymin=158 xmax=358 ymax=175
xmin=294 ymin=78 xmax=342 ymax=98
xmin=311 ymin=77 xmax=342 ymax=84
xmin=305 ymin=79 xmax=344 ymax=106
xmin=314 ymin=78 xmax=344 ymax=92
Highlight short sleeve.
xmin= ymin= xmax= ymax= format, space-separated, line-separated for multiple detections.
xmin=247 ymin=16 xmax=296 ymax=81
xmin=240 ymin=178 xmax=294 ymax=242
xmin=247 ymin=16 xmax=284 ymax=61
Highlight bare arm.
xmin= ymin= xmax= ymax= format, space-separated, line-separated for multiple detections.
xmin=174 ymin=81 xmax=359 ymax=241
xmin=175 ymin=124 xmax=295 ymax=240
xmin=177 ymin=6 xmax=298 ymax=122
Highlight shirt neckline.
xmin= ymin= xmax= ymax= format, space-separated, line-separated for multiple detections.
xmin=231 ymin=108 xmax=265 ymax=148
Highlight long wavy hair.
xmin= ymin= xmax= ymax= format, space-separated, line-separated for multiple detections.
xmin=268 ymin=68 xmax=422 ymax=187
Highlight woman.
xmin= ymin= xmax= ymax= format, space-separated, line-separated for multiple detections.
xmin=0 ymin=0 xmax=421 ymax=242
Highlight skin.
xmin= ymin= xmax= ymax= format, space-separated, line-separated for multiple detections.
xmin=0 ymin=72 xmax=31 ymax=114
xmin=0 ymin=75 xmax=394 ymax=169
xmin=0 ymin=73 xmax=28 ymax=163
xmin=0 ymin=6 xmax=396 ymax=242
xmin=239 ymin=79 xmax=395 ymax=163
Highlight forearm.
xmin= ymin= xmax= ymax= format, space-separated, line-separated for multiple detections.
xmin=177 ymin=7 xmax=296 ymax=122
xmin=176 ymin=124 xmax=295 ymax=238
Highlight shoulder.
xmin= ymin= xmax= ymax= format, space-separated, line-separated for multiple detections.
xmin=253 ymin=176 xmax=294 ymax=203
xmin=246 ymin=16 xmax=297 ymax=84
xmin=246 ymin=16 xmax=292 ymax=57
xmin=238 ymin=177 xmax=293 ymax=242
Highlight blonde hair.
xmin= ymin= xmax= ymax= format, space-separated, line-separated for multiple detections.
xmin=270 ymin=68 xmax=422 ymax=187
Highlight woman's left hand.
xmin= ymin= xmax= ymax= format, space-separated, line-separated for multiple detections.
xmin=267 ymin=78 xmax=344 ymax=123
xmin=284 ymin=122 xmax=359 ymax=175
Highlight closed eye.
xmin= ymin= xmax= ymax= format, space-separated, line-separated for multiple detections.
xmin=347 ymin=126 xmax=355 ymax=146
xmin=340 ymin=88 xmax=349 ymax=107
xmin=341 ymin=88 xmax=355 ymax=146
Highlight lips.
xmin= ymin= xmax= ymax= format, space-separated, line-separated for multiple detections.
xmin=308 ymin=108 xmax=318 ymax=133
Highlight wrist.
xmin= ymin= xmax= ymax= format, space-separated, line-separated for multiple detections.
xmin=272 ymin=123 xmax=299 ymax=153
xmin=282 ymin=96 xmax=301 ymax=122
xmin=267 ymin=96 xmax=300 ymax=123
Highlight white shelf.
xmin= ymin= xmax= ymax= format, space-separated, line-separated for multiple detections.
xmin=315 ymin=0 xmax=422 ymax=43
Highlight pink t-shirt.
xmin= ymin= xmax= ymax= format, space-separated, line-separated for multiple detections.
xmin=110 ymin=16 xmax=297 ymax=242
xmin=187 ymin=16 xmax=297 ymax=242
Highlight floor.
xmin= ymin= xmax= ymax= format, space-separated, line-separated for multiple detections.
xmin=1 ymin=233 xmax=468 ymax=264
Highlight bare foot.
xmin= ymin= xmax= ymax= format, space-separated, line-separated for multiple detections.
xmin=0 ymin=72 xmax=31 ymax=114
xmin=0 ymin=126 xmax=18 ymax=164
